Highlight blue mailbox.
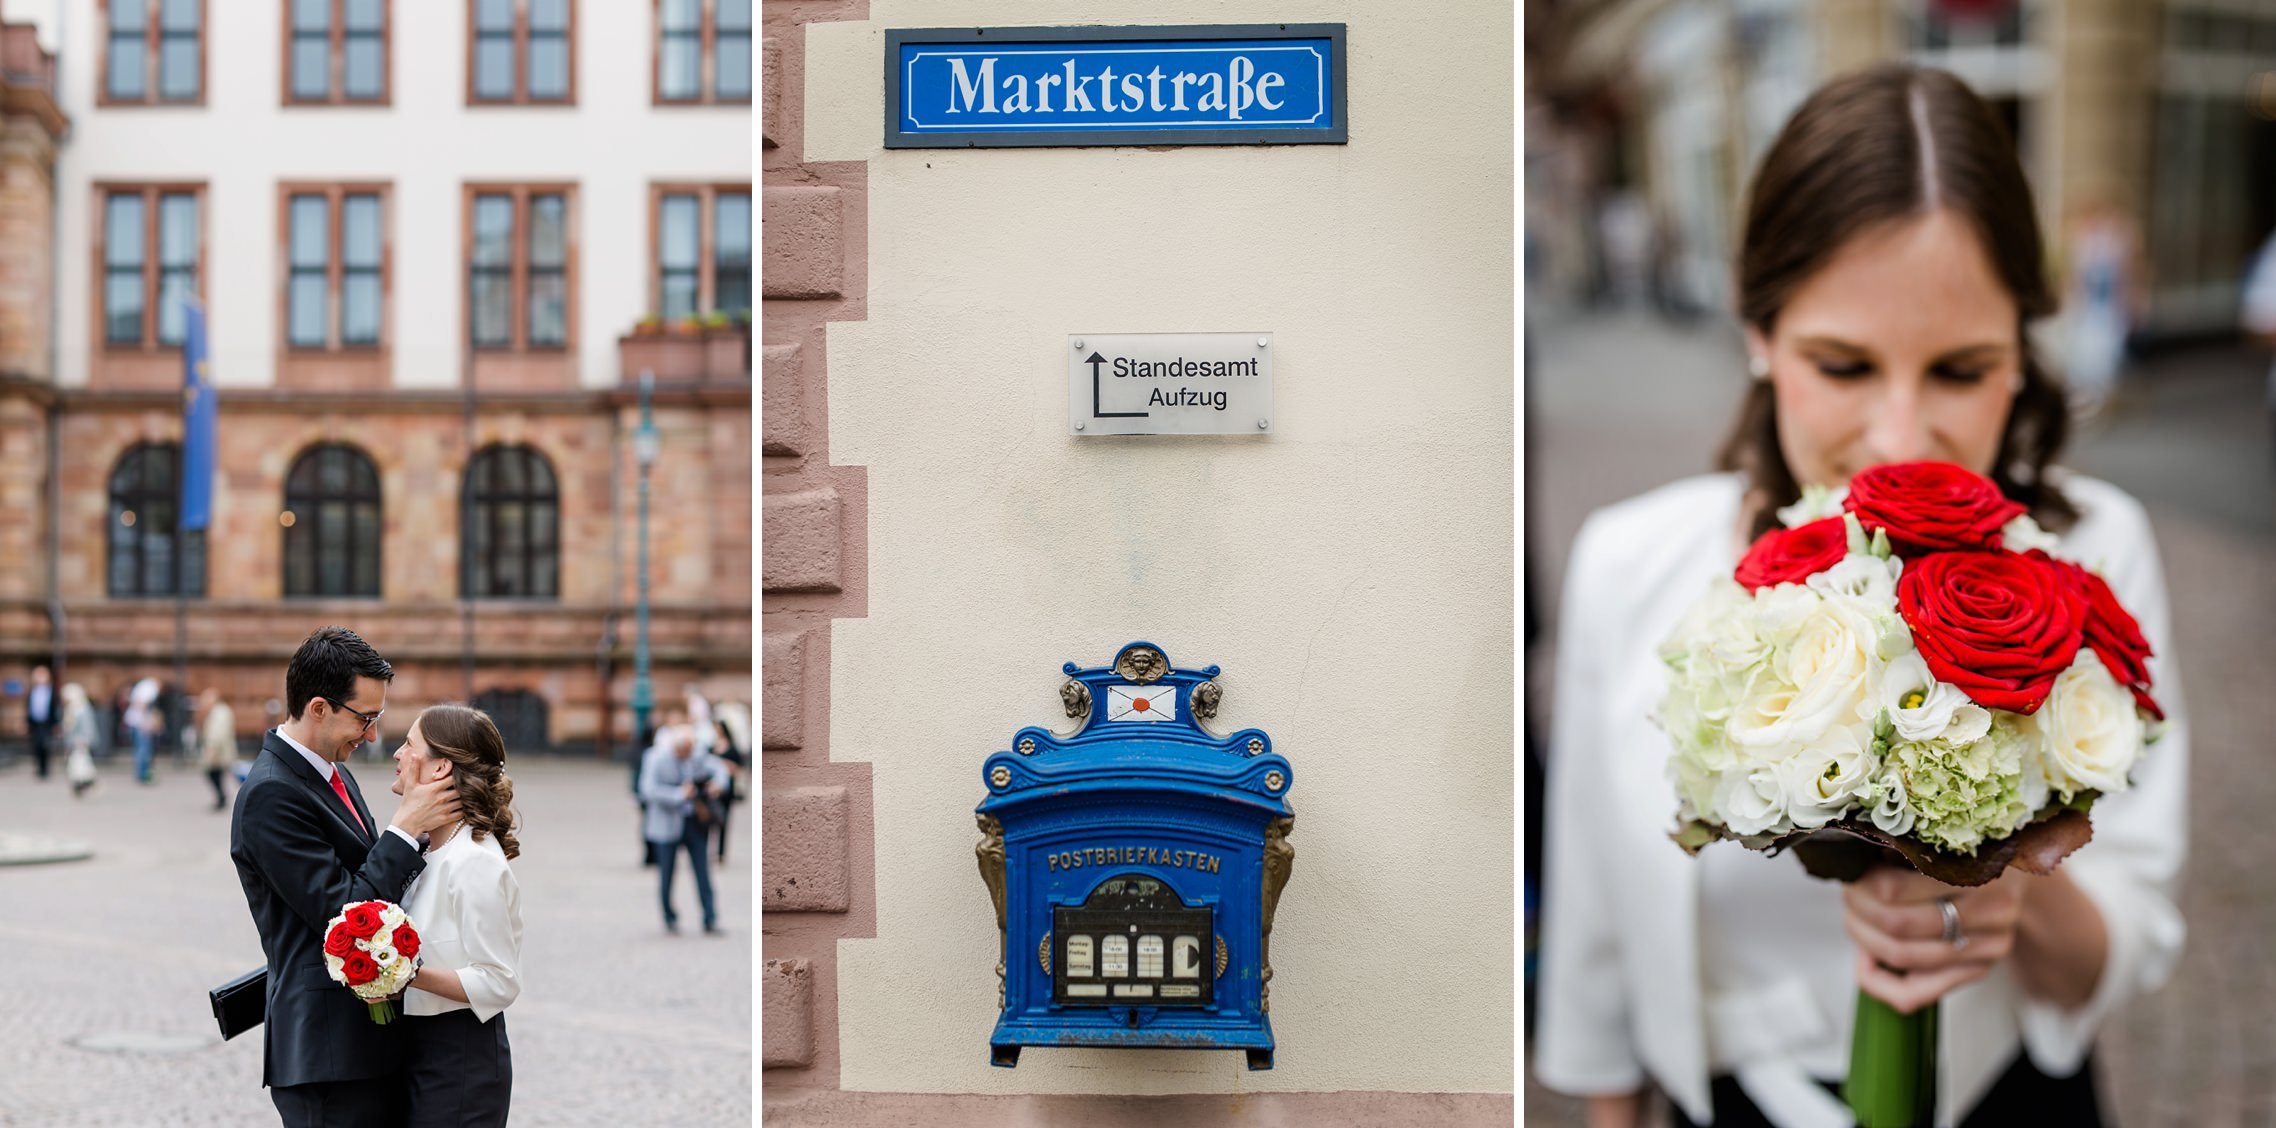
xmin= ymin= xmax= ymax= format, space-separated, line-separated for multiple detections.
xmin=977 ymin=642 xmax=1295 ymax=1069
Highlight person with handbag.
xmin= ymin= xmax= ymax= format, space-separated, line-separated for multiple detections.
xmin=638 ymin=723 xmax=729 ymax=935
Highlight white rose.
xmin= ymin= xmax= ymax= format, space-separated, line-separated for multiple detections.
xmin=1878 ymin=651 xmax=1992 ymax=744
xmin=1728 ymin=598 xmax=1879 ymax=754
xmin=2036 ymin=653 xmax=2144 ymax=797
xmin=1714 ymin=764 xmax=1790 ymax=837
xmin=1806 ymin=552 xmax=1902 ymax=611
xmin=1777 ymin=723 xmax=1874 ymax=829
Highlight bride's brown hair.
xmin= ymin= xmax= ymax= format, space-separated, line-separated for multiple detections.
xmin=416 ymin=704 xmax=521 ymax=860
xmin=1719 ymin=63 xmax=2077 ymax=540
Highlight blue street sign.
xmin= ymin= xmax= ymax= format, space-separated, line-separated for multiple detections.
xmin=887 ymin=25 xmax=1347 ymax=149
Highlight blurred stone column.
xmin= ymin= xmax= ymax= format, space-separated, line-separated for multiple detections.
xmin=2048 ymin=0 xmax=2163 ymax=237
xmin=1815 ymin=0 xmax=1902 ymax=80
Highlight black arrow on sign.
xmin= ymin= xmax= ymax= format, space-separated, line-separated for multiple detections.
xmin=1088 ymin=351 xmax=1148 ymax=418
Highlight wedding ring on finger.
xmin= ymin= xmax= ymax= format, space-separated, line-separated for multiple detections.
xmin=1938 ymin=896 xmax=1968 ymax=950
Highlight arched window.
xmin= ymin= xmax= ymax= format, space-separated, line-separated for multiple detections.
xmin=282 ymin=443 xmax=382 ymax=597
xmin=463 ymin=444 xmax=559 ymax=599
xmin=472 ymin=687 xmax=550 ymax=750
xmin=107 ymin=442 xmax=205 ymax=597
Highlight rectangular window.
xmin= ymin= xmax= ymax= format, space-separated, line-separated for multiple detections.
xmin=650 ymin=184 xmax=751 ymax=321
xmin=104 ymin=0 xmax=204 ymax=105
xmin=655 ymin=0 xmax=751 ymax=105
xmin=467 ymin=185 xmax=577 ymax=353
xmin=98 ymin=185 xmax=204 ymax=352
xmin=471 ymin=0 xmax=576 ymax=105
xmin=286 ymin=0 xmax=390 ymax=104
xmin=282 ymin=185 xmax=390 ymax=354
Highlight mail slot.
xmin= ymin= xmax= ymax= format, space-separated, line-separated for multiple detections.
xmin=976 ymin=642 xmax=1295 ymax=1069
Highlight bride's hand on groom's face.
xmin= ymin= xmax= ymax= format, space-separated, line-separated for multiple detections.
xmin=394 ymin=771 xmax=462 ymax=837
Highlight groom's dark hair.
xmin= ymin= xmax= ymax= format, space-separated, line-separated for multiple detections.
xmin=285 ymin=626 xmax=394 ymax=721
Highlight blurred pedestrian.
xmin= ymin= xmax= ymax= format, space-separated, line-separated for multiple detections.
xmin=125 ymin=676 xmax=162 ymax=784
xmin=23 ymin=664 xmax=55 ymax=780
xmin=60 ymin=683 xmax=99 ymax=798
xmin=2062 ymin=200 xmax=2140 ymax=419
xmin=198 ymin=688 xmax=237 ymax=811
xmin=2242 ymin=225 xmax=2276 ymax=467
xmin=634 ymin=706 xmax=688 ymax=867
xmin=639 ymin=724 xmax=728 ymax=935
xmin=712 ymin=703 xmax=751 ymax=864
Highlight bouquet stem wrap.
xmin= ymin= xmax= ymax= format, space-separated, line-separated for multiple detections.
xmin=365 ymin=998 xmax=397 ymax=1026
xmin=1844 ymin=989 xmax=1936 ymax=1128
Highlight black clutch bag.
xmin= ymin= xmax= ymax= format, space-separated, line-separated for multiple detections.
xmin=209 ymin=966 xmax=266 ymax=1041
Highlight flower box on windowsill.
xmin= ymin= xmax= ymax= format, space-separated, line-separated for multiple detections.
xmin=702 ymin=325 xmax=749 ymax=381
xmin=617 ymin=331 xmax=706 ymax=382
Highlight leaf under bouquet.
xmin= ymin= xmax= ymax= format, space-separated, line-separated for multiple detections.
xmin=323 ymin=900 xmax=423 ymax=1025
xmin=1655 ymin=461 xmax=2164 ymax=1126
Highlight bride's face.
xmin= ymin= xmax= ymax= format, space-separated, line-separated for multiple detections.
xmin=1747 ymin=207 xmax=2022 ymax=490
xmin=390 ymin=719 xmax=444 ymax=796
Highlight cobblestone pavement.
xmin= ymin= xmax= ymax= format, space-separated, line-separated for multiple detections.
xmin=0 ymin=753 xmax=752 ymax=1127
xmin=1524 ymin=307 xmax=2276 ymax=1127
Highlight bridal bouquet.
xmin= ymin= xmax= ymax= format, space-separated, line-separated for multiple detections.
xmin=323 ymin=900 xmax=422 ymax=1025
xmin=1656 ymin=461 xmax=2163 ymax=1127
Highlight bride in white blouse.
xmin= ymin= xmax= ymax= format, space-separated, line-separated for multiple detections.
xmin=1535 ymin=66 xmax=2186 ymax=1128
xmin=390 ymin=704 xmax=524 ymax=1128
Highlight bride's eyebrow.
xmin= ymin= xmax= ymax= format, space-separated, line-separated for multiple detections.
xmin=1928 ymin=343 xmax=2011 ymax=364
xmin=1793 ymin=335 xmax=1873 ymax=357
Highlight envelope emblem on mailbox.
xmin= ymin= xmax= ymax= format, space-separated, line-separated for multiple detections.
xmin=1106 ymin=685 xmax=1175 ymax=723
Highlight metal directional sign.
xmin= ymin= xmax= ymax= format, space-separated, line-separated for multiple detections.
xmin=1069 ymin=333 xmax=1274 ymax=436
xmin=886 ymin=25 xmax=1347 ymax=149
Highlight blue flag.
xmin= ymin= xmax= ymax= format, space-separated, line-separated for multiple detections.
xmin=180 ymin=297 xmax=214 ymax=532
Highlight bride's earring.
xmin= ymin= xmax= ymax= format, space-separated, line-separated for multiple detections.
xmin=1748 ymin=354 xmax=1770 ymax=381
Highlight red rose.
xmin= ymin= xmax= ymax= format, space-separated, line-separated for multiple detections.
xmin=391 ymin=923 xmax=420 ymax=960
xmin=1898 ymin=549 xmax=2086 ymax=713
xmin=339 ymin=951 xmax=380 ymax=987
xmin=1734 ymin=517 xmax=1850 ymax=591
xmin=340 ymin=902 xmax=385 ymax=940
xmin=324 ymin=923 xmax=357 ymax=959
xmin=2041 ymin=555 xmax=2164 ymax=720
xmin=1844 ymin=461 xmax=2024 ymax=556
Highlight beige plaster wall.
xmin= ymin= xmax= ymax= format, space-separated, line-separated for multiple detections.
xmin=804 ymin=0 xmax=1515 ymax=1096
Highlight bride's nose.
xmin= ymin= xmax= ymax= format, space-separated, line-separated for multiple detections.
xmin=1863 ymin=379 xmax=1932 ymax=464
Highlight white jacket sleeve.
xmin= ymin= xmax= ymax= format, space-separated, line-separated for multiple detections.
xmin=1533 ymin=515 xmax=1647 ymax=1095
xmin=2017 ymin=489 xmax=2188 ymax=1074
xmin=452 ymin=858 xmax=525 ymax=1023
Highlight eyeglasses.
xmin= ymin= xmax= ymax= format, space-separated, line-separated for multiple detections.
xmin=322 ymin=697 xmax=385 ymax=733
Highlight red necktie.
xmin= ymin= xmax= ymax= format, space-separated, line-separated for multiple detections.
xmin=329 ymin=768 xmax=368 ymax=834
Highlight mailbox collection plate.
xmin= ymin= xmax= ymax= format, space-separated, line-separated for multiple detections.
xmin=1051 ymin=877 xmax=1215 ymax=1007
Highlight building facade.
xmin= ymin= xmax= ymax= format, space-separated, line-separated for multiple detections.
xmin=1 ymin=0 xmax=753 ymax=755
xmin=764 ymin=1 xmax=1514 ymax=1122
xmin=1532 ymin=0 xmax=2276 ymax=340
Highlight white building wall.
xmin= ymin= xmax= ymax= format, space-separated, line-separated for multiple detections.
xmin=49 ymin=0 xmax=750 ymax=390
xmin=806 ymin=0 xmax=1515 ymax=1096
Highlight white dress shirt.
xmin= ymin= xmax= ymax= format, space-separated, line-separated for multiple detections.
xmin=273 ymin=728 xmax=418 ymax=850
xmin=1534 ymin=472 xmax=2189 ymax=1128
xmin=401 ymin=827 xmax=523 ymax=1022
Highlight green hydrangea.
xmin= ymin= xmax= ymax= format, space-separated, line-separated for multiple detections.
xmin=1879 ymin=715 xmax=2043 ymax=854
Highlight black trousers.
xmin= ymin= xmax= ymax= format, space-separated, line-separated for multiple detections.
xmin=404 ymin=1009 xmax=512 ymax=1128
xmin=28 ymin=721 xmax=52 ymax=777
xmin=270 ymin=1075 xmax=406 ymax=1128
xmin=1674 ymin=1053 xmax=2102 ymax=1128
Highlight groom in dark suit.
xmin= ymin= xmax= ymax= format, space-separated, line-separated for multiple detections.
xmin=230 ymin=626 xmax=459 ymax=1128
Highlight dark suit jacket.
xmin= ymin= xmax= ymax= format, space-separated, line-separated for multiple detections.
xmin=229 ymin=730 xmax=424 ymax=1088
